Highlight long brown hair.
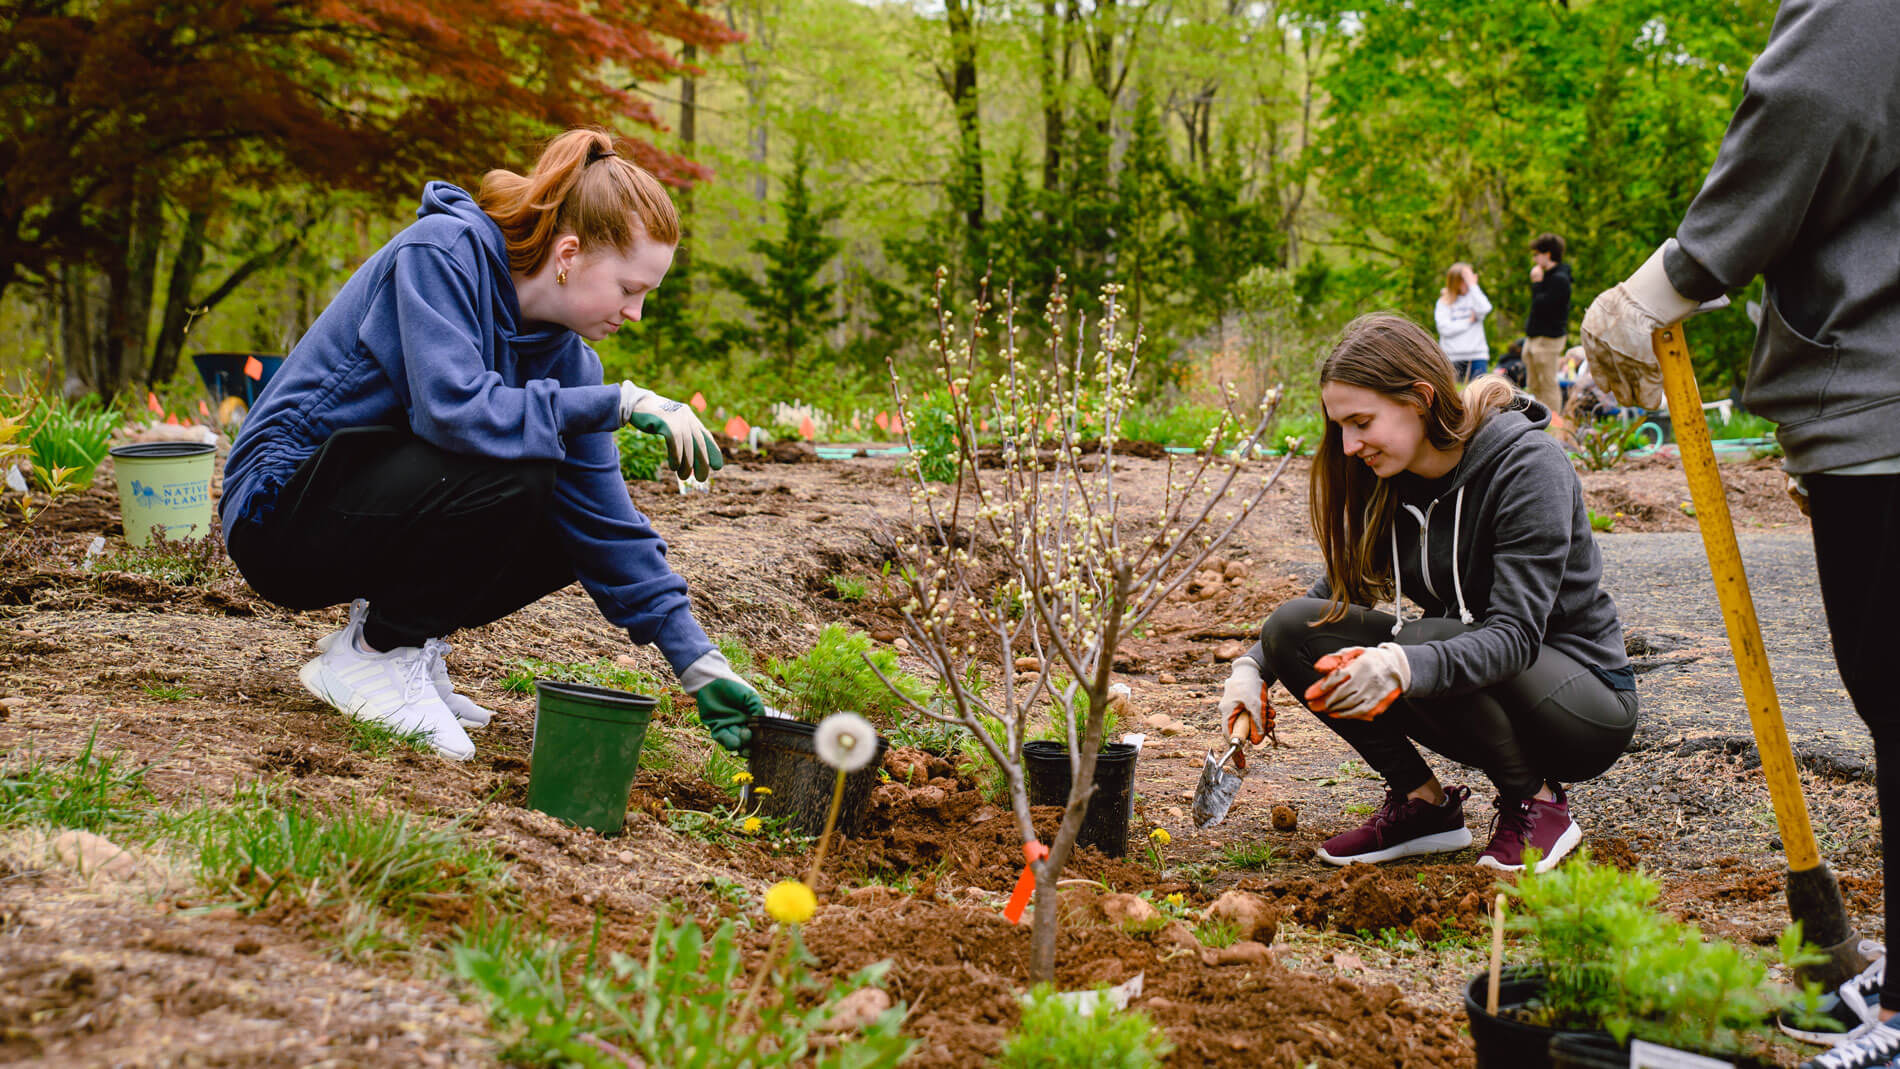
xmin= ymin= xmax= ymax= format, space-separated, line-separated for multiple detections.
xmin=1442 ymin=262 xmax=1470 ymax=301
xmin=1310 ymin=314 xmax=1519 ymax=622
xmin=478 ymin=129 xmax=680 ymax=277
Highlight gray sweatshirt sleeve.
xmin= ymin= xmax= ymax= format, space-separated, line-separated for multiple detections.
xmin=1665 ymin=0 xmax=1900 ymax=300
xmin=1402 ymin=441 xmax=1576 ymax=698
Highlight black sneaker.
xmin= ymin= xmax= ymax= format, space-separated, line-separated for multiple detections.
xmin=1784 ymin=949 xmax=1887 ymax=1048
xmin=1316 ymin=785 xmax=1472 ymax=866
xmin=1798 ymin=1017 xmax=1900 ymax=1069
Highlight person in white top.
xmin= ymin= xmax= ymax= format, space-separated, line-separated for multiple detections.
xmin=1434 ymin=262 xmax=1493 ymax=382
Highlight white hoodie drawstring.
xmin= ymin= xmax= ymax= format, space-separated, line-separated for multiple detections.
xmin=1390 ymin=484 xmax=1474 ymax=634
xmin=1450 ymin=485 xmax=1474 ymax=624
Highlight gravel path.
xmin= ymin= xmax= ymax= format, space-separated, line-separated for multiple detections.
xmin=1599 ymin=529 xmax=1873 ymax=776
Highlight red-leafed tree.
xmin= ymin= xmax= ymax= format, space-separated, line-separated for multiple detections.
xmin=0 ymin=0 xmax=739 ymax=396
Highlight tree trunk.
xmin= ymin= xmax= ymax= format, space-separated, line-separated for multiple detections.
xmin=98 ymin=184 xmax=163 ymax=399
xmin=943 ymin=0 xmax=984 ymax=241
xmin=148 ymin=208 xmax=208 ymax=390
xmin=677 ymin=36 xmax=699 ymax=297
xmin=59 ymin=263 xmax=99 ymax=396
xmin=1039 ymin=0 xmax=1065 ymax=193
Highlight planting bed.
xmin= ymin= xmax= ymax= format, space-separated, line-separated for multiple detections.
xmin=0 ymin=448 xmax=1865 ymax=1066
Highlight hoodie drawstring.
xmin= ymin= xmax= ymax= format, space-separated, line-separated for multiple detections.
xmin=1389 ymin=484 xmax=1474 ymax=635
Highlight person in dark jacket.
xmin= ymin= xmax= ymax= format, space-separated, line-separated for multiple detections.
xmin=1219 ymin=314 xmax=1636 ymax=874
xmin=1581 ymin=1 xmax=1898 ymax=1061
xmin=1523 ymin=233 xmax=1573 ymax=415
xmin=221 ymin=128 xmax=764 ymax=762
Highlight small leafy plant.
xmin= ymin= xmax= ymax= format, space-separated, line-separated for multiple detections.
xmin=760 ymin=623 xmax=930 ymax=721
xmin=26 ymin=393 xmax=116 ymax=490
xmin=453 ymin=910 xmax=912 ymax=1068
xmin=616 ymin=425 xmax=672 ymax=482
xmin=96 ymin=527 xmax=237 ymax=585
xmin=1506 ymin=849 xmax=1826 ymax=1056
xmin=996 ymin=983 xmax=1173 ymax=1068
xmin=1570 ymin=417 xmax=1648 ymax=472
xmin=1221 ymin=841 xmax=1278 ymax=870
xmin=827 ymin=573 xmax=868 ymax=601
xmin=1588 ymin=509 xmax=1615 ymax=533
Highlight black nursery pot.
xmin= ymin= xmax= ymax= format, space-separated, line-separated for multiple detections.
xmin=745 ymin=717 xmax=889 ymax=838
xmin=1464 ymin=968 xmax=1583 ymax=1069
xmin=1021 ymin=740 xmax=1139 ymax=858
xmin=1548 ymin=1031 xmax=1774 ymax=1069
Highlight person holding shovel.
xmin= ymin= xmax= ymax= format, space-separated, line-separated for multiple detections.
xmin=220 ymin=128 xmax=764 ymax=762
xmin=1582 ymin=1 xmax=1898 ymax=1062
xmin=1219 ymin=313 xmax=1637 ymax=874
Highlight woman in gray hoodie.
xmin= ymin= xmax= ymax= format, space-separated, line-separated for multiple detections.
xmin=1220 ymin=314 xmax=1637 ymax=872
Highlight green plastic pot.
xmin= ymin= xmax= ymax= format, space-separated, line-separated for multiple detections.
xmin=526 ymin=680 xmax=656 ymax=835
xmin=109 ymin=442 xmax=217 ymax=546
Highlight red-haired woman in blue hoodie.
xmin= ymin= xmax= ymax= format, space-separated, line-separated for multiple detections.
xmin=221 ymin=129 xmax=762 ymax=761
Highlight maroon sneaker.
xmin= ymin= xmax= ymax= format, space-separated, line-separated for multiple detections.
xmin=1477 ymin=788 xmax=1582 ymax=873
xmin=1316 ymin=785 xmax=1473 ymax=866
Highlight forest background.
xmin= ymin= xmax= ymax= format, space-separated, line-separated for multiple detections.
xmin=0 ymin=0 xmax=1777 ymax=433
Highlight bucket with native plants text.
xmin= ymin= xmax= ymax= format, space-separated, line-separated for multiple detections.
xmin=109 ymin=442 xmax=217 ymax=546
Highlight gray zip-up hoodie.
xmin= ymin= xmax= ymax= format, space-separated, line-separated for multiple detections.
xmin=1662 ymin=0 xmax=1900 ymax=475
xmin=1249 ymin=397 xmax=1630 ymax=699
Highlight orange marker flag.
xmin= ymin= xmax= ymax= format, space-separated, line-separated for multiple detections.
xmin=689 ymin=391 xmax=707 ymax=412
xmin=198 ymin=400 xmax=211 ymax=418
xmin=164 ymin=413 xmax=181 ymax=426
xmin=889 ymin=413 xmax=905 ymax=434
xmin=798 ymin=416 xmax=816 ymax=441
xmin=724 ymin=415 xmax=750 ymax=440
xmin=980 ymin=418 xmax=990 ymax=433
xmin=243 ymin=355 xmax=264 ymax=380
xmin=146 ymin=392 xmax=163 ymax=414
xmin=874 ymin=411 xmax=890 ymax=432
xmin=1003 ymin=840 xmax=1049 ymax=924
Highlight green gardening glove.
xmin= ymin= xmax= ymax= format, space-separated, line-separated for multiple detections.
xmin=618 ymin=382 xmax=724 ymax=482
xmin=680 ymin=649 xmax=761 ymax=752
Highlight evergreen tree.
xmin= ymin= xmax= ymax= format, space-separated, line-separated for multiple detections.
xmin=715 ymin=144 xmax=845 ymax=366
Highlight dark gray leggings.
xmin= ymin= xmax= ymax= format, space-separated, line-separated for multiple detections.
xmin=1259 ymin=598 xmax=1638 ymax=799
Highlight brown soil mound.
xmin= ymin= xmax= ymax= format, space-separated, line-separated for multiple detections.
xmin=1242 ymin=863 xmax=1501 ymax=941
xmin=801 ymin=898 xmax=1470 ymax=1067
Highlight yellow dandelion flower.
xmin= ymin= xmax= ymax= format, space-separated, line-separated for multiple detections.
xmin=743 ymin=817 xmax=763 ymax=834
xmin=1149 ymin=828 xmax=1172 ymax=846
xmin=1164 ymin=892 xmax=1185 ymax=908
xmin=765 ymin=880 xmax=817 ymax=924
xmin=753 ymin=787 xmax=773 ymax=796
xmin=732 ymin=771 xmax=754 ymax=785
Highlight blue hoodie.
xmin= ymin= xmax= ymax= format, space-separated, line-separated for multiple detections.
xmin=220 ymin=182 xmax=713 ymax=676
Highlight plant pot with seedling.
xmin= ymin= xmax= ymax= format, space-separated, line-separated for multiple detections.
xmin=1466 ymin=849 xmax=1827 ymax=1069
xmin=742 ymin=625 xmax=918 ymax=838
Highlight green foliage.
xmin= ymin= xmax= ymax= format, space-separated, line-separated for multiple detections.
xmin=96 ymin=527 xmax=236 ymax=585
xmin=0 ymin=725 xmax=151 ymax=832
xmin=346 ymin=718 xmax=434 ymax=758
xmin=502 ymin=657 xmax=667 ymax=708
xmin=1506 ymin=850 xmax=1825 ymax=1053
xmin=1709 ymin=411 xmax=1776 ymax=441
xmin=1194 ymin=918 xmax=1241 ymax=949
xmin=713 ymin=144 xmax=846 ymax=369
xmin=188 ymin=784 xmax=511 ymax=955
xmin=453 ymin=910 xmax=913 ymax=1068
xmin=1119 ymin=404 xmax=1227 ymax=449
xmin=1588 ymin=509 xmax=1615 ymax=534
xmin=997 ymin=984 xmax=1173 ymax=1069
xmin=911 ymin=394 xmax=961 ymax=483
xmin=25 ymin=394 xmax=115 ymax=490
xmin=616 ymin=425 xmax=671 ymax=483
xmin=1221 ymin=841 xmax=1278 ymax=871
xmin=827 ymin=573 xmax=869 ymax=602
xmin=761 ymin=623 xmax=930 ymax=721
xmin=1570 ymin=417 xmax=1649 ymax=472
xmin=140 ymin=682 xmax=191 ymax=701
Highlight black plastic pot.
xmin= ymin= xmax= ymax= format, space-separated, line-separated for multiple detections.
xmin=745 ymin=717 xmax=889 ymax=838
xmin=1021 ymin=740 xmax=1139 ymax=858
xmin=1549 ymin=1030 xmax=1772 ymax=1068
xmin=1464 ymin=968 xmax=1593 ymax=1069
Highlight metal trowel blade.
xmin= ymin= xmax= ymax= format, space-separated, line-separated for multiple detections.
xmin=1191 ymin=746 xmax=1245 ymax=829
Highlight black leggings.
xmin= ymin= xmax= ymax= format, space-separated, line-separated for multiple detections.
xmin=1808 ymin=473 xmax=1900 ymax=1004
xmin=1259 ymin=598 xmax=1639 ymax=800
xmin=226 ymin=427 xmax=574 ymax=651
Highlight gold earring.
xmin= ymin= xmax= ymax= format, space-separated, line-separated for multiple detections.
xmin=556 ymin=268 xmax=567 ymax=286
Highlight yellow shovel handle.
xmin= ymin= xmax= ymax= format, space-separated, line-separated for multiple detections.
xmin=1652 ymin=324 xmax=1821 ymax=872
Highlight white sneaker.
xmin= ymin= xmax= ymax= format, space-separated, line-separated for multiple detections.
xmin=1782 ymin=944 xmax=1888 ymax=1048
xmin=1798 ymin=1018 xmax=1900 ymax=1069
xmin=423 ymin=638 xmax=495 ymax=728
xmin=314 ymin=598 xmax=370 ymax=654
xmin=316 ymin=601 xmax=490 ymax=728
xmin=298 ymin=636 xmax=475 ymax=761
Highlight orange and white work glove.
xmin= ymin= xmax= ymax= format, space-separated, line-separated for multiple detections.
xmin=1305 ymin=643 xmax=1411 ymax=720
xmin=1580 ymin=240 xmax=1702 ymax=411
xmin=1218 ymin=656 xmax=1270 ymax=769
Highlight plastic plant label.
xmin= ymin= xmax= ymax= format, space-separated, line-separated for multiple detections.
xmin=4 ymin=464 xmax=23 ymax=493
xmin=1628 ymin=1040 xmax=1734 ymax=1069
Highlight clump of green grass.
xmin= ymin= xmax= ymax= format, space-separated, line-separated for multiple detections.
xmin=1221 ymin=841 xmax=1278 ymax=870
xmin=827 ymin=573 xmax=868 ymax=601
xmin=26 ymin=394 xmax=115 ymax=490
xmin=189 ymin=784 xmax=512 ymax=922
xmin=615 ymin=425 xmax=672 ymax=482
xmin=96 ymin=528 xmax=235 ymax=585
xmin=1194 ymin=918 xmax=1241 ymax=949
xmin=501 ymin=657 xmax=672 ymax=715
xmin=346 ymin=718 xmax=434 ymax=757
xmin=0 ymin=725 xmax=152 ymax=832
xmin=140 ymin=682 xmax=192 ymax=702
